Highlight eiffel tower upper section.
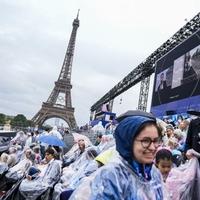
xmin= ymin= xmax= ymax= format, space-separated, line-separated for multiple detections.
xmin=32 ymin=11 xmax=80 ymax=128
xmin=46 ymin=10 xmax=80 ymax=107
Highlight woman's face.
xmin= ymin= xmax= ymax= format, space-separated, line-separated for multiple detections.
xmin=78 ymin=140 xmax=85 ymax=152
xmin=25 ymin=150 xmax=31 ymax=158
xmin=133 ymin=125 xmax=160 ymax=164
xmin=166 ymin=129 xmax=173 ymax=138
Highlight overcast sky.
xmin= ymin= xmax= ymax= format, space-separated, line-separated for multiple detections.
xmin=0 ymin=0 xmax=199 ymax=126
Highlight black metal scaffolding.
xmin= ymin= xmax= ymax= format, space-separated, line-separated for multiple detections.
xmin=91 ymin=12 xmax=200 ymax=112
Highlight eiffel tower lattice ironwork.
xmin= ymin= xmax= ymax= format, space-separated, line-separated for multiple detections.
xmin=32 ymin=11 xmax=80 ymax=128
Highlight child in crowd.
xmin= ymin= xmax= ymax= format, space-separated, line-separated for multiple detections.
xmin=155 ymin=148 xmax=173 ymax=182
xmin=33 ymin=146 xmax=41 ymax=164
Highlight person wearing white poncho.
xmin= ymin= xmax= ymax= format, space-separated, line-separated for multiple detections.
xmin=19 ymin=147 xmax=61 ymax=200
xmin=49 ymin=126 xmax=63 ymax=140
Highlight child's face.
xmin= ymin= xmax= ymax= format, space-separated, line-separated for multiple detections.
xmin=157 ymin=159 xmax=172 ymax=182
xmin=166 ymin=129 xmax=173 ymax=138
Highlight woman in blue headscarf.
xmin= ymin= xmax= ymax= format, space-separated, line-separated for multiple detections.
xmin=89 ymin=110 xmax=164 ymax=200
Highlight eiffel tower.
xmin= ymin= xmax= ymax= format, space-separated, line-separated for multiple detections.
xmin=32 ymin=11 xmax=80 ymax=128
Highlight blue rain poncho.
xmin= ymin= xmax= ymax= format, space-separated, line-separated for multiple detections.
xmin=89 ymin=115 xmax=164 ymax=200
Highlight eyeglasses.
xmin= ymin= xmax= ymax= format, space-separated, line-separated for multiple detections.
xmin=78 ymin=139 xmax=84 ymax=142
xmin=135 ymin=137 xmax=162 ymax=149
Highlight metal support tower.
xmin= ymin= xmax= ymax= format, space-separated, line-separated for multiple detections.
xmin=138 ymin=76 xmax=150 ymax=111
xmin=109 ymin=99 xmax=114 ymax=112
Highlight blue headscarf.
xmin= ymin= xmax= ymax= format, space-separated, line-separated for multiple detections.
xmin=114 ymin=115 xmax=156 ymax=180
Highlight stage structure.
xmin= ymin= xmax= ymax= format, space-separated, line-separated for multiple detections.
xmin=90 ymin=12 xmax=200 ymax=114
xmin=151 ymin=29 xmax=200 ymax=117
xmin=32 ymin=11 xmax=80 ymax=128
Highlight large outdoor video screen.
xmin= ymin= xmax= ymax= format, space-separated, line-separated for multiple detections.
xmin=151 ymin=29 xmax=200 ymax=117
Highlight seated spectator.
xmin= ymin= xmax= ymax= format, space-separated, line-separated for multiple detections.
xmin=33 ymin=146 xmax=42 ymax=164
xmin=0 ymin=154 xmax=9 ymax=176
xmin=49 ymin=126 xmax=63 ymax=140
xmin=53 ymin=147 xmax=98 ymax=200
xmin=0 ymin=147 xmax=17 ymax=168
xmin=94 ymin=134 xmax=102 ymax=146
xmin=68 ymin=147 xmax=120 ymax=200
xmin=63 ymin=139 xmax=86 ymax=167
xmin=174 ymin=129 xmax=185 ymax=152
xmin=155 ymin=149 xmax=173 ymax=182
xmin=5 ymin=148 xmax=35 ymax=182
xmin=63 ymin=129 xmax=74 ymax=154
xmin=11 ymin=131 xmax=27 ymax=147
xmin=166 ymin=124 xmax=175 ymax=139
xmin=0 ymin=153 xmax=9 ymax=164
xmin=32 ymin=130 xmax=40 ymax=144
xmin=15 ymin=144 xmax=23 ymax=161
xmin=25 ymin=132 xmax=33 ymax=147
xmin=91 ymin=121 xmax=105 ymax=135
xmin=178 ymin=120 xmax=189 ymax=140
xmin=19 ymin=147 xmax=61 ymax=200
xmin=97 ymin=134 xmax=115 ymax=152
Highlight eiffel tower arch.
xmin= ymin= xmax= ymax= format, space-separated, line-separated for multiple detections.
xmin=32 ymin=11 xmax=80 ymax=129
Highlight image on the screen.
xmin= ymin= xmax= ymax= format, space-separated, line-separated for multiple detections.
xmin=182 ymin=45 xmax=200 ymax=84
xmin=155 ymin=68 xmax=172 ymax=92
xmin=172 ymin=55 xmax=184 ymax=89
xmin=172 ymin=45 xmax=200 ymax=88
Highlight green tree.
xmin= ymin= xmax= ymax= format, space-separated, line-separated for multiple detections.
xmin=0 ymin=113 xmax=6 ymax=125
xmin=6 ymin=116 xmax=14 ymax=122
xmin=11 ymin=114 xmax=28 ymax=127
xmin=27 ymin=119 xmax=34 ymax=127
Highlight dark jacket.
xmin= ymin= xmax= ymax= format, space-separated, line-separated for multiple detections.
xmin=157 ymin=80 xmax=167 ymax=91
xmin=185 ymin=117 xmax=200 ymax=153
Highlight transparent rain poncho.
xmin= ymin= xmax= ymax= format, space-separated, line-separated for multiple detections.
xmin=63 ymin=140 xmax=91 ymax=166
xmin=52 ymin=147 xmax=98 ymax=200
xmin=69 ymin=172 xmax=98 ymax=200
xmin=69 ymin=148 xmax=121 ymax=200
xmin=63 ymin=143 xmax=80 ymax=160
xmin=72 ymin=132 xmax=92 ymax=146
xmin=49 ymin=126 xmax=63 ymax=140
xmin=68 ymin=148 xmax=98 ymax=189
xmin=5 ymin=158 xmax=32 ymax=181
xmin=88 ymin=159 xmax=164 ymax=200
xmin=91 ymin=121 xmax=105 ymax=135
xmin=164 ymin=158 xmax=200 ymax=200
xmin=11 ymin=131 xmax=27 ymax=146
xmin=0 ymin=162 xmax=8 ymax=176
xmin=19 ymin=159 xmax=61 ymax=200
xmin=97 ymin=135 xmax=115 ymax=153
xmin=69 ymin=147 xmax=97 ymax=171
xmin=69 ymin=160 xmax=164 ymax=200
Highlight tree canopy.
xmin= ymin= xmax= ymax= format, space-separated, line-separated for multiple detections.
xmin=0 ymin=113 xmax=6 ymax=125
xmin=11 ymin=114 xmax=28 ymax=127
